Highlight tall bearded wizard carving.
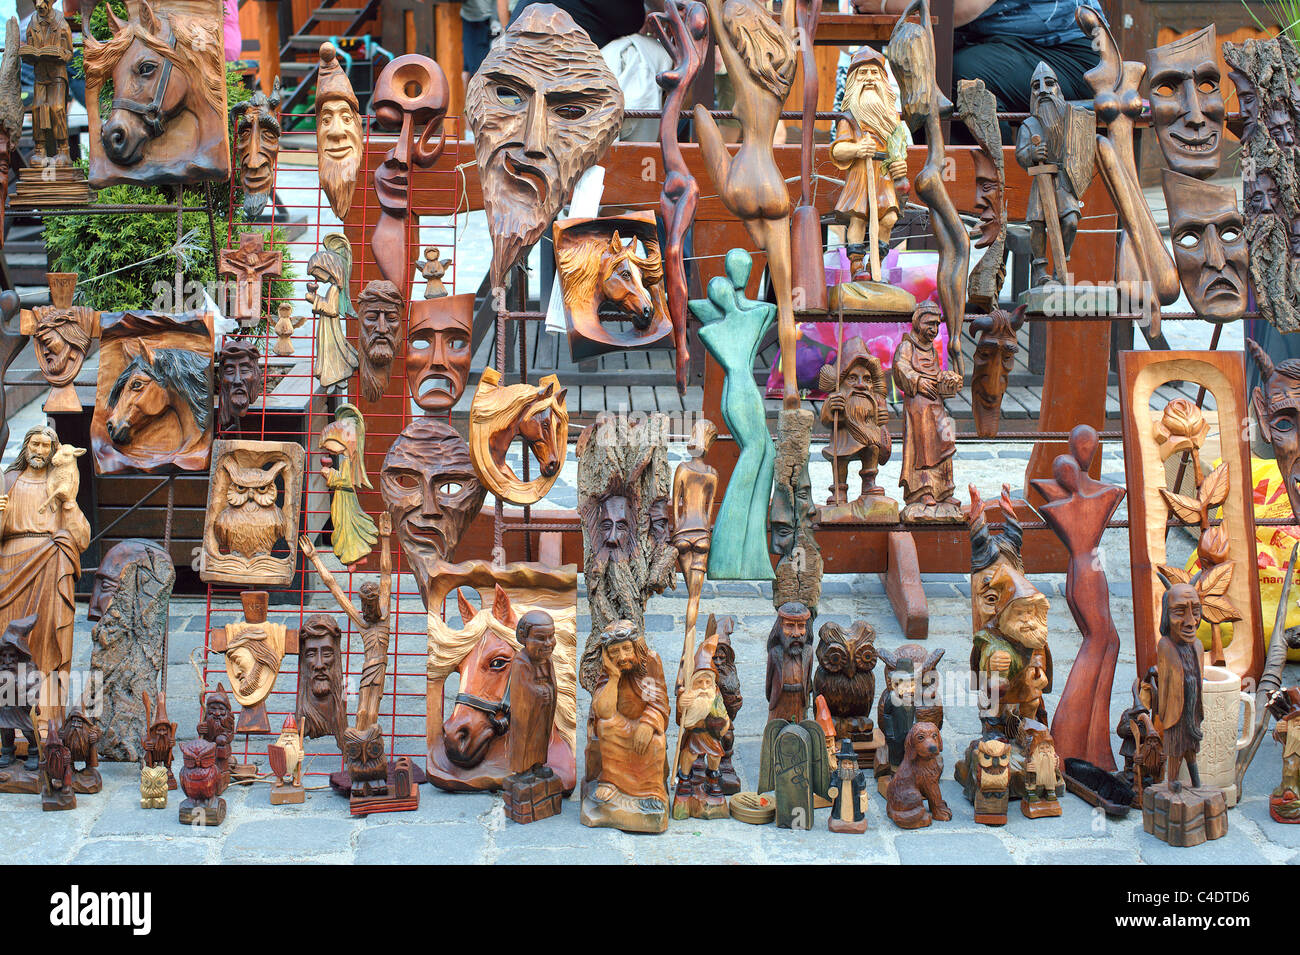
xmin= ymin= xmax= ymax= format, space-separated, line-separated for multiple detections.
xmin=465 ymin=4 xmax=624 ymax=291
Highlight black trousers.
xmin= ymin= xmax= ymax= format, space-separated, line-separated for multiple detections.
xmin=951 ymin=34 xmax=1101 ymax=144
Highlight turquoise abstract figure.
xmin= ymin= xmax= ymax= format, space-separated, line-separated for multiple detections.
xmin=689 ymin=249 xmax=776 ymax=580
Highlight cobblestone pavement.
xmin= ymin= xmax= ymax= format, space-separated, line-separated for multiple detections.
xmin=3 ymin=571 xmax=1296 ymax=865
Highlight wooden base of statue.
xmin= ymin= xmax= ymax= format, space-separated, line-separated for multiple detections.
xmin=1019 ymin=284 xmax=1119 ymax=317
xmin=42 ymin=785 xmax=76 ymax=812
xmin=348 ymin=758 xmax=421 ymax=817
xmin=270 ymin=782 xmax=305 ymax=805
xmin=10 ymin=165 xmax=92 ymax=206
xmin=580 ymin=778 xmax=669 ymax=834
xmin=818 ymin=492 xmax=899 ymax=525
xmin=503 ymin=771 xmax=565 ymax=824
xmin=70 ymin=768 xmax=102 ymax=794
xmin=179 ymin=796 xmax=226 ymax=826
xmin=671 ymin=775 xmax=730 ymax=821
xmin=0 ymin=764 xmax=39 ymax=794
xmin=973 ymin=796 xmax=1009 ymax=827
xmin=236 ymin=701 xmax=271 ymax=735
xmin=791 ymin=205 xmax=828 ymax=313
xmin=828 ymin=814 xmax=868 ymax=834
xmin=881 ymin=531 xmax=928 ymax=639
xmin=329 ymin=759 xmax=428 ymax=796
xmin=826 ymin=284 xmax=916 ymax=314
xmin=1142 ymin=782 xmax=1227 ymax=847
xmin=1020 ymin=792 xmax=1063 ymax=818
xmin=44 ymin=385 xmax=82 ymax=414
xmin=900 ymin=500 xmax=964 ymax=523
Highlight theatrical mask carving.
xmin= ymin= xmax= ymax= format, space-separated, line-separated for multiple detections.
xmin=381 ymin=418 xmax=487 ymax=605
xmin=319 ymin=403 xmax=377 ymax=567
xmin=92 ymin=310 xmax=214 ymax=475
xmin=87 ymin=537 xmax=169 ymax=621
xmin=294 ymin=614 xmax=346 ymax=746
xmin=1162 ymin=171 xmax=1248 ymax=323
xmin=465 ymin=4 xmax=623 ymax=290
xmin=316 ymin=41 xmax=362 ymax=219
xmin=201 ymin=439 xmax=304 ymax=586
xmin=553 ymin=212 xmax=672 ymax=361
xmin=1249 ymin=339 xmax=1300 ymax=521
xmin=357 ymin=280 xmax=403 ymax=404
xmin=218 ymin=230 xmax=282 ymax=326
xmin=30 ymin=273 xmax=97 ymax=412
xmin=216 ymin=339 xmax=264 ymax=432
xmin=1146 ymin=27 xmax=1224 ymax=179
xmin=469 ymin=369 xmax=569 ymax=505
xmin=306 ymin=234 xmax=358 ymax=392
xmin=969 ymin=306 xmax=1025 ymax=438
xmin=82 ymin=0 xmax=230 ymax=187
xmin=407 ymin=293 xmax=473 ymax=412
xmin=233 ymin=76 xmax=282 ymax=218
xmin=371 ymin=53 xmax=448 ymax=294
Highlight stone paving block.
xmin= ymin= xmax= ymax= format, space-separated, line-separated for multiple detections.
xmin=90 ymin=782 xmax=240 ymax=839
xmin=1136 ymin=823 xmax=1269 ymax=865
xmin=223 ymin=817 xmax=357 ymax=862
xmin=0 ymin=809 xmax=86 ymax=863
xmin=497 ymin=845 xmax=628 ymax=865
xmin=74 ymin=837 xmax=213 ymax=865
xmin=1238 ymin=796 xmax=1300 ymax=849
xmin=1022 ymin=847 xmax=1137 ymax=865
xmin=355 ymin=822 xmax=488 ymax=864
xmin=364 ymin=789 xmax=498 ymax=825
xmin=895 ymin=829 xmax=1013 ymax=865
xmin=493 ymin=806 xmax=619 ymax=850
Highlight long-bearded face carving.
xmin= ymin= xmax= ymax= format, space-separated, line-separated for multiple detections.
xmin=216 ymin=340 xmax=264 ymax=432
xmin=316 ymin=42 xmax=363 ymax=219
xmin=1146 ymin=27 xmax=1224 ymax=179
xmin=407 ymin=294 xmax=473 ymax=412
xmin=969 ymin=307 xmax=1024 ymax=438
xmin=356 ymin=279 xmax=403 ymax=403
xmin=1163 ymin=170 xmax=1248 ymax=322
xmin=1249 ymin=339 xmax=1300 ymax=520
xmin=381 ymin=419 xmax=487 ymax=589
xmin=465 ymin=4 xmax=623 ymax=288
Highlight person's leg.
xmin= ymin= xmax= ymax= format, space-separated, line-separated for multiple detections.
xmin=462 ymin=18 xmax=491 ymax=84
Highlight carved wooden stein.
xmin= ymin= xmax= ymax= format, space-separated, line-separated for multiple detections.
xmin=1180 ymin=664 xmax=1254 ymax=806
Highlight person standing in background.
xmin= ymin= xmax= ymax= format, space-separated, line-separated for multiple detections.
xmin=463 ymin=0 xmax=509 ymax=88
xmin=223 ymin=0 xmax=241 ymax=62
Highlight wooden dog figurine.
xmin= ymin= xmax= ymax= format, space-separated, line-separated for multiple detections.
xmin=885 ymin=721 xmax=951 ymax=829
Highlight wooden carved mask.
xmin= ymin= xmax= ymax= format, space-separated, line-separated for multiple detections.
xmin=316 ymin=42 xmax=362 ymax=219
xmin=216 ymin=339 xmax=264 ymax=432
xmin=356 ymin=279 xmax=403 ymax=403
xmin=971 ymin=148 xmax=1003 ymax=249
xmin=372 ymin=54 xmax=448 ymax=215
xmin=1248 ymin=339 xmax=1300 ymax=520
xmin=465 ymin=4 xmax=623 ymax=288
xmin=970 ymin=307 xmax=1025 ymax=438
xmin=32 ymin=274 xmax=95 ymax=389
xmin=233 ymin=77 xmax=282 ymax=219
xmin=1146 ymin=27 xmax=1224 ymax=179
xmin=1162 ymin=170 xmax=1248 ymax=322
xmin=88 ymin=537 xmax=170 ymax=622
xmin=407 ymin=293 xmax=473 ymax=412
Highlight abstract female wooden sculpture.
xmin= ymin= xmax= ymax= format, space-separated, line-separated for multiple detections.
xmin=469 ymin=369 xmax=569 ymax=506
xmin=1031 ymin=425 xmax=1125 ymax=771
xmin=647 ymin=0 xmax=707 ymax=394
xmin=319 ymin=404 xmax=378 ymax=566
xmin=688 ymin=250 xmax=775 ymax=579
xmin=694 ymin=0 xmax=799 ymax=405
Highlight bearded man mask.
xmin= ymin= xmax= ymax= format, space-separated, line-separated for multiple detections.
xmin=357 ymin=279 xmax=403 ymax=403
xmin=316 ymin=42 xmax=362 ymax=219
xmin=216 ymin=340 xmax=265 ymax=432
xmin=465 ymin=4 xmax=624 ymax=289
xmin=234 ymin=78 xmax=282 ymax=219
xmin=296 ymin=614 xmax=346 ymax=744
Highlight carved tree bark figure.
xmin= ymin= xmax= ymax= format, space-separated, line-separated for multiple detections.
xmin=887 ymin=0 xmax=968 ymax=376
xmin=954 ymin=80 xmax=1007 ymax=313
xmin=771 ymin=408 xmax=822 ymax=615
xmin=648 ymin=0 xmax=708 ymax=394
xmin=576 ymin=412 xmax=678 ymax=691
xmin=1076 ymin=7 xmax=1180 ymax=333
xmin=1031 ymin=425 xmax=1125 ymax=770
xmin=693 ymin=0 xmax=801 ymax=406
xmin=86 ymin=546 xmax=174 ymax=761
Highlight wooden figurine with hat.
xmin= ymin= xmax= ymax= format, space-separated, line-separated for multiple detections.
xmin=672 ymin=625 xmax=732 ymax=820
xmin=818 ymin=337 xmax=897 ymax=524
xmin=268 ymin=715 xmax=305 ymax=805
xmin=827 ymin=739 xmax=870 ymax=833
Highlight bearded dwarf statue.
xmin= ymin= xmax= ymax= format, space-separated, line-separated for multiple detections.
xmin=465 ymin=4 xmax=623 ymax=292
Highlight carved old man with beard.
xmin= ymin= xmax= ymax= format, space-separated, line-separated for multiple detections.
xmin=972 ymin=571 xmax=1052 ymax=732
xmin=295 ymin=614 xmax=346 ymax=746
xmin=316 ymin=42 xmax=362 ymax=219
xmin=357 ymin=280 xmax=403 ymax=403
xmin=465 ymin=4 xmax=624 ymax=290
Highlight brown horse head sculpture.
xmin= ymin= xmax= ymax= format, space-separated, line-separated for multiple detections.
xmin=442 ymin=585 xmax=518 ymax=769
xmin=469 ymin=369 xmax=569 ymax=506
xmin=969 ymin=306 xmax=1025 ymax=438
xmin=105 ymin=337 xmax=212 ymax=446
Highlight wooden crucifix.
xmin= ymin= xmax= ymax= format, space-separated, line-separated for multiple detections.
xmin=19 ymin=273 xmax=99 ymax=413
xmin=218 ymin=232 xmax=283 ymax=326
xmin=207 ymin=591 xmax=299 ymax=738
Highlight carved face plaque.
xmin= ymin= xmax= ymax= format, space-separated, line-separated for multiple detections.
xmin=769 ymin=455 xmax=815 ymax=560
xmin=1249 ymin=340 xmax=1300 ymax=519
xmin=1146 ymin=27 xmax=1224 ymax=179
xmin=553 ymin=211 xmax=672 ymax=361
xmin=373 ymin=54 xmax=448 ymax=215
xmin=1228 ymin=66 xmax=1259 ymax=142
xmin=381 ymin=419 xmax=487 ymax=593
xmin=1267 ymin=103 xmax=1297 ymax=149
xmin=216 ymin=340 xmax=264 ymax=432
xmin=88 ymin=538 xmax=170 ymax=621
xmin=356 ymin=279 xmax=403 ymax=403
xmin=1163 ymin=170 xmax=1248 ymax=322
xmin=970 ymin=307 xmax=1024 ymax=438
xmin=596 ymin=494 xmax=633 ymax=563
xmin=316 ymin=42 xmax=362 ymax=219
xmin=233 ymin=77 xmax=282 ymax=218
xmin=971 ymin=149 xmax=1002 ymax=249
xmin=224 ymin=620 xmax=285 ymax=707
xmin=32 ymin=276 xmax=95 ymax=389
xmin=1246 ymin=169 xmax=1280 ymax=218
xmin=465 ymin=4 xmax=623 ymax=287
xmin=295 ymin=614 xmax=345 ymax=742
xmin=407 ymin=292 xmax=473 ymax=412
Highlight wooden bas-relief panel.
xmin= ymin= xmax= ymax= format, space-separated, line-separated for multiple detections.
xmin=200 ymin=439 xmax=305 ymax=586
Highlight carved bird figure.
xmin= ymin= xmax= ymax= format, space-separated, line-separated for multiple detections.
xmin=344 ymin=724 xmax=388 ymax=797
xmin=813 ymin=620 xmax=879 ymax=729
xmin=213 ymin=458 xmax=287 ymax=556
xmin=140 ymin=765 xmax=169 ymax=809
xmin=179 ymin=739 xmax=221 ymax=802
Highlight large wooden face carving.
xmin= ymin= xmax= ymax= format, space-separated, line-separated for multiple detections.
xmin=315 ymin=42 xmax=362 ymax=219
xmin=82 ymin=0 xmax=230 ymax=188
xmin=1146 ymin=27 xmax=1224 ymax=179
xmin=233 ymin=77 xmax=282 ymax=219
xmin=970 ymin=307 xmax=1024 ymax=438
xmin=1163 ymin=170 xmax=1248 ymax=323
xmin=88 ymin=538 xmax=170 ymax=621
xmin=971 ymin=149 xmax=1002 ymax=249
xmin=372 ymin=54 xmax=448 ymax=215
xmin=465 ymin=4 xmax=623 ymax=288
xmin=216 ymin=339 xmax=264 ymax=432
xmin=407 ymin=292 xmax=473 ymax=412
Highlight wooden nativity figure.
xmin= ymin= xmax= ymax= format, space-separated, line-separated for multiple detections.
xmin=818 ymin=336 xmax=896 ymax=523
xmin=268 ymin=715 xmax=305 ymax=805
xmin=306 ymin=234 xmax=358 ymax=392
xmin=319 ymin=403 xmax=378 ymax=566
xmin=829 ymin=47 xmax=914 ymax=312
xmin=0 ymin=426 xmax=91 ymax=686
xmin=0 ymin=616 xmax=42 ymax=794
xmin=1143 ymin=580 xmax=1228 ymax=846
xmin=1269 ymin=687 xmax=1300 ymax=823
xmin=503 ymin=610 xmax=564 ymax=824
xmin=672 ymin=627 xmax=731 ymax=821
xmin=581 ymin=620 xmax=670 ymax=834
xmin=39 ymin=715 xmax=76 ymax=811
xmin=893 ymin=303 xmax=962 ymax=522
xmin=758 ymin=715 xmax=831 ymax=830
xmin=828 ymin=739 xmax=871 ymax=833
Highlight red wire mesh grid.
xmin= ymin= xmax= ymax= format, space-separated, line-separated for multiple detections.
xmin=200 ymin=104 xmax=465 ymax=777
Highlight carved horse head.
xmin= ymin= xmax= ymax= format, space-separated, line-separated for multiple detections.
xmin=442 ymin=585 xmax=517 ymax=768
xmin=105 ymin=338 xmax=211 ymax=446
xmin=597 ymin=231 xmax=656 ymax=329
xmin=84 ymin=0 xmax=223 ymax=166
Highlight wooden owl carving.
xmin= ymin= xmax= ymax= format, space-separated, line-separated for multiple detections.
xmin=213 ymin=459 xmax=287 ymax=557
xmin=813 ymin=620 xmax=879 ymax=725
xmin=344 ymin=724 xmax=388 ymax=796
xmin=179 ymin=739 xmax=221 ymax=802
xmin=140 ymin=765 xmax=169 ymax=808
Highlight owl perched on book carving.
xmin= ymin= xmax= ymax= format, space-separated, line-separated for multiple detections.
xmin=344 ymin=724 xmax=388 ymax=798
xmin=213 ymin=458 xmax=287 ymax=557
xmin=140 ymin=765 xmax=169 ymax=809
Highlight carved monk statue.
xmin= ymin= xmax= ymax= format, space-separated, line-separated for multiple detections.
xmin=581 ymin=620 xmax=670 ymax=833
xmin=893 ymin=302 xmax=961 ymax=521
xmin=507 ymin=610 xmax=558 ymax=781
xmin=21 ymin=0 xmax=73 ymax=165
xmin=0 ymin=426 xmax=90 ymax=685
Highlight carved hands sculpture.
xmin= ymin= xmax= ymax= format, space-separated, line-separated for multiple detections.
xmin=465 ymin=4 xmax=623 ymax=292
xmin=201 ymin=440 xmax=304 ymax=586
xmin=469 ymin=369 xmax=569 ymax=505
xmin=82 ymin=0 xmax=230 ymax=187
